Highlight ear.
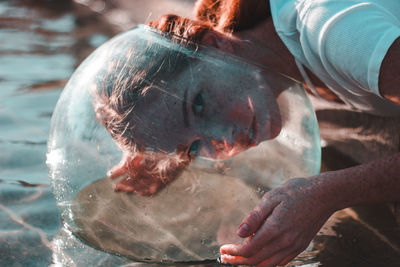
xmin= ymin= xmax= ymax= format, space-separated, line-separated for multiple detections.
xmin=201 ymin=31 xmax=234 ymax=53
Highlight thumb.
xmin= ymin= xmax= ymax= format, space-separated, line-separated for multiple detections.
xmin=237 ymin=194 xmax=280 ymax=238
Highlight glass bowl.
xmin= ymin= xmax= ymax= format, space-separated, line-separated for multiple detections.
xmin=47 ymin=25 xmax=320 ymax=264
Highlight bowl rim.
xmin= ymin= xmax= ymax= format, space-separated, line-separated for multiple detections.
xmin=137 ymin=24 xmax=302 ymax=85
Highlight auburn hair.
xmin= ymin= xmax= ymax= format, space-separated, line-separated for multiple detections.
xmin=194 ymin=0 xmax=271 ymax=32
xmin=146 ymin=0 xmax=271 ymax=43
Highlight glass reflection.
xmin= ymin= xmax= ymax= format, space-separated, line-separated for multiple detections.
xmin=47 ymin=25 xmax=320 ymax=263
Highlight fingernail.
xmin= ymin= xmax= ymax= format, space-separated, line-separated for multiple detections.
xmin=237 ymin=223 xmax=250 ymax=236
xmin=220 ymin=245 xmax=228 ymax=254
xmin=217 ymin=255 xmax=222 ymax=264
xmin=217 ymin=254 xmax=228 ymax=264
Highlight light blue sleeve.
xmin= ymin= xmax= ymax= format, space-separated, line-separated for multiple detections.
xmin=295 ymin=0 xmax=400 ymax=96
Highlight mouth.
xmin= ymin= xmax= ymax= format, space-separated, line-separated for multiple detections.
xmin=187 ymin=115 xmax=261 ymax=160
xmin=206 ymin=116 xmax=260 ymax=160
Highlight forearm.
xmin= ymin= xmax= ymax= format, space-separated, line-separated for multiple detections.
xmin=312 ymin=152 xmax=400 ymax=212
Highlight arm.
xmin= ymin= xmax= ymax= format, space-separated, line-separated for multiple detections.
xmin=219 ymin=153 xmax=400 ymax=266
xmin=379 ymin=37 xmax=400 ymax=106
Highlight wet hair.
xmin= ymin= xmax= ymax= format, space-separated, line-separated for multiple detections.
xmin=93 ymin=32 xmax=197 ymax=154
xmin=147 ymin=0 xmax=272 ymax=42
xmin=94 ymin=2 xmax=272 ymax=152
xmin=92 ymin=3 xmax=273 ymax=179
xmin=92 ymin=30 xmax=200 ymax=181
xmin=92 ymin=2 xmax=273 ymax=183
xmin=147 ymin=15 xmax=213 ymax=42
xmin=95 ymin=0 xmax=273 ymax=150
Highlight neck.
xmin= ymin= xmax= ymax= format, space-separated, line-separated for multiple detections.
xmin=230 ymin=18 xmax=303 ymax=82
xmin=230 ymin=19 xmax=344 ymax=102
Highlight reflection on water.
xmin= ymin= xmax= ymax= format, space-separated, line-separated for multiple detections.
xmin=0 ymin=0 xmax=116 ymax=265
xmin=1 ymin=0 xmax=399 ymax=266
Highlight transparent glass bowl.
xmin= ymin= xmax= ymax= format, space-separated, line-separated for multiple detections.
xmin=47 ymin=25 xmax=320 ymax=264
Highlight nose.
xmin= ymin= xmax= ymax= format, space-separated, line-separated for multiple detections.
xmin=227 ymin=96 xmax=254 ymax=126
xmin=258 ymin=106 xmax=281 ymax=141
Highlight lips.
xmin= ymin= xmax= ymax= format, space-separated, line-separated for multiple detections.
xmin=208 ymin=117 xmax=260 ymax=160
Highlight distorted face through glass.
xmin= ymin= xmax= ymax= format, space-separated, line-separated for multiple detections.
xmin=93 ymin=27 xmax=282 ymax=194
xmin=47 ymin=25 xmax=320 ymax=263
xmin=127 ymin=60 xmax=281 ymax=160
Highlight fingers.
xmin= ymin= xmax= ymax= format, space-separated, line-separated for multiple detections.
xmin=219 ymin=177 xmax=328 ymax=266
xmin=220 ymin=245 xmax=301 ymax=267
xmin=236 ymin=194 xmax=281 ymax=237
xmin=220 ymin=192 xmax=285 ymax=258
xmin=220 ymin=212 xmax=285 ymax=258
xmin=220 ymin=236 xmax=284 ymax=265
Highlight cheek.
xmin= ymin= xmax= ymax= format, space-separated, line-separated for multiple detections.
xmin=227 ymin=103 xmax=253 ymax=125
xmin=138 ymin=118 xmax=197 ymax=152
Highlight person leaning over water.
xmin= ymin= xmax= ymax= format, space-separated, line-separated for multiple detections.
xmin=146 ymin=0 xmax=400 ymax=266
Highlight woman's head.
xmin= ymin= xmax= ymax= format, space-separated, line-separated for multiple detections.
xmin=94 ymin=27 xmax=281 ymax=161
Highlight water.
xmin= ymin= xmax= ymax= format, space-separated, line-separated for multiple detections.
xmin=1 ymin=1 xmax=399 ymax=266
xmin=0 ymin=1 xmax=112 ymax=265
xmin=0 ymin=1 xmax=200 ymax=266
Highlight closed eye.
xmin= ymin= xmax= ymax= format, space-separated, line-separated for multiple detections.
xmin=192 ymin=92 xmax=204 ymax=116
xmin=187 ymin=140 xmax=201 ymax=159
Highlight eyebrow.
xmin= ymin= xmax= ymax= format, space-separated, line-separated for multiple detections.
xmin=182 ymin=87 xmax=190 ymax=128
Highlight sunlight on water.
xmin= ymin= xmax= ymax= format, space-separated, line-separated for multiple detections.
xmin=0 ymin=1 xmax=119 ymax=265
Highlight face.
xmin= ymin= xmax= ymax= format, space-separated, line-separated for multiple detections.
xmin=129 ymin=58 xmax=281 ymax=160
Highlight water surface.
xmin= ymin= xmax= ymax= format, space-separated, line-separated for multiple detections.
xmin=1 ymin=1 xmax=399 ymax=266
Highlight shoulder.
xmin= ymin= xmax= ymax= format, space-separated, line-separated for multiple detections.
xmin=270 ymin=0 xmax=400 ymax=26
xmin=295 ymin=0 xmax=400 ymax=23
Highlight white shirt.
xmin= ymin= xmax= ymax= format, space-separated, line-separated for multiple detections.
xmin=270 ymin=0 xmax=400 ymax=116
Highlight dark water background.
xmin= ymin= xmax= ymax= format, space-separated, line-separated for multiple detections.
xmin=1 ymin=1 xmax=400 ymax=266
xmin=0 ymin=1 xmax=196 ymax=266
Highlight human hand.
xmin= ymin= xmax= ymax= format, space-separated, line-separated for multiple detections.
xmin=219 ymin=177 xmax=335 ymax=266
xmin=108 ymin=152 xmax=189 ymax=196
